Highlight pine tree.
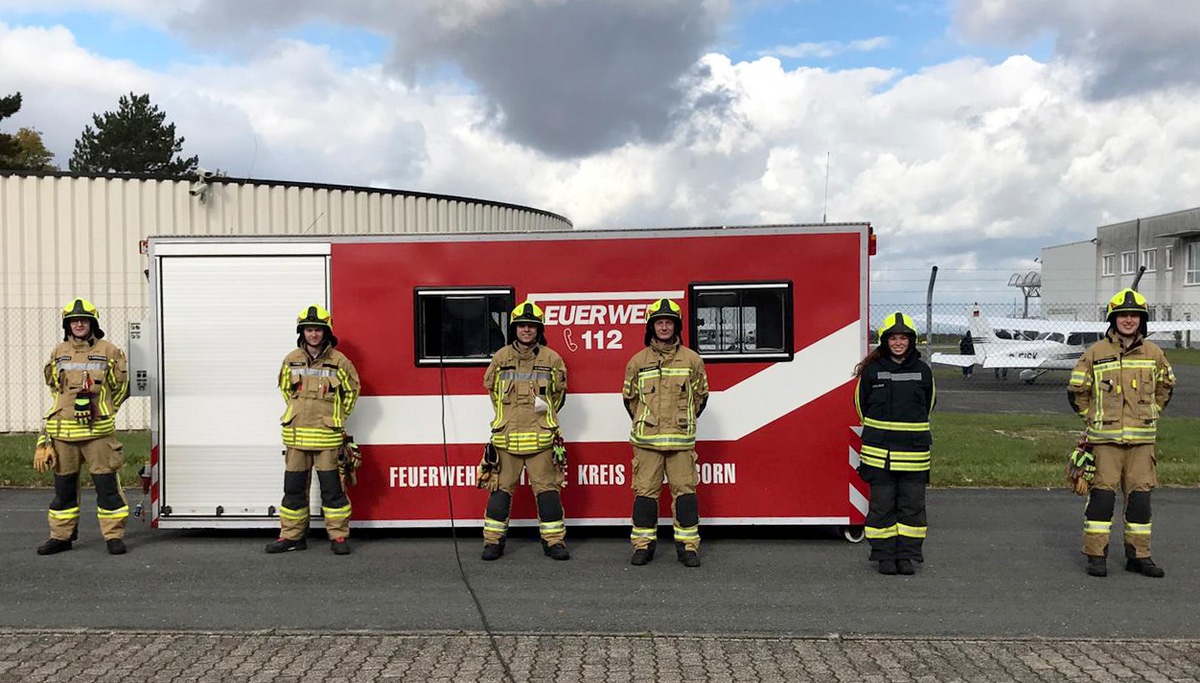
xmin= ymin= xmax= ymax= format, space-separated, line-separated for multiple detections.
xmin=69 ymin=92 xmax=198 ymax=175
xmin=0 ymin=91 xmax=25 ymax=164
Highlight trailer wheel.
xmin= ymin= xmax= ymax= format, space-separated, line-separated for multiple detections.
xmin=841 ymin=525 xmax=864 ymax=543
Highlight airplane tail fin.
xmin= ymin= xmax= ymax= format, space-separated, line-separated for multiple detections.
xmin=967 ymin=307 xmax=995 ymax=362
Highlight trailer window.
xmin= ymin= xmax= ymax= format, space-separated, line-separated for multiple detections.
xmin=688 ymin=282 xmax=793 ymax=361
xmin=416 ymin=288 xmax=514 ymax=365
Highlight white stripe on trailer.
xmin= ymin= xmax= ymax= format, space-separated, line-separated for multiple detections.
xmin=849 ymin=483 xmax=869 ymax=516
xmin=350 ymin=321 xmax=861 ymax=445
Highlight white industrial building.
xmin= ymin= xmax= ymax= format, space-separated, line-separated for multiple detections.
xmin=1041 ymin=206 xmax=1200 ymax=323
xmin=1 ymin=171 xmax=572 ymax=431
xmin=1038 ymin=239 xmax=1098 ymax=320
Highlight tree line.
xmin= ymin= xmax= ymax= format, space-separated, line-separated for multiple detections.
xmin=0 ymin=91 xmax=199 ymax=175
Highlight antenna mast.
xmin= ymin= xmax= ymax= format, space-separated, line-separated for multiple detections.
xmin=822 ymin=151 xmax=830 ymax=223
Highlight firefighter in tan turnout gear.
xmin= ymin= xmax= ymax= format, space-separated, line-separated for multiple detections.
xmin=34 ymin=298 xmax=130 ymax=555
xmin=623 ymin=298 xmax=709 ymax=568
xmin=1068 ymin=288 xmax=1174 ymax=578
xmin=479 ymin=300 xmax=570 ymax=561
xmin=267 ymin=305 xmax=361 ymax=555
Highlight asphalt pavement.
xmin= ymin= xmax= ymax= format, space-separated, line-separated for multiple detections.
xmin=4 ymin=487 xmax=1200 ymax=681
xmin=934 ymin=364 xmax=1200 ymax=416
xmin=1 ymin=488 xmax=1198 ymax=638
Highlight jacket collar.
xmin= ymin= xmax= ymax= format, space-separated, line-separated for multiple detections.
xmin=511 ymin=341 xmax=540 ymax=359
xmin=1105 ymin=329 xmax=1143 ymax=353
xmin=650 ymin=337 xmax=680 ymax=356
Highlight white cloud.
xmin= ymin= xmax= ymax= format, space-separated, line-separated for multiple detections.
xmin=6 ymin=7 xmax=1200 ymax=303
xmin=952 ymin=0 xmax=1200 ymax=99
xmin=764 ymin=36 xmax=892 ymax=59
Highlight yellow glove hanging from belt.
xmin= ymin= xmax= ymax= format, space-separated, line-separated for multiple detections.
xmin=477 ymin=443 xmax=500 ymax=492
xmin=73 ymin=395 xmax=94 ymax=424
xmin=1064 ymin=436 xmax=1095 ymax=497
xmin=33 ymin=435 xmax=57 ymax=473
xmin=551 ymin=434 xmax=568 ymax=475
xmin=73 ymin=378 xmax=97 ymax=424
xmin=337 ymin=436 xmax=363 ymax=487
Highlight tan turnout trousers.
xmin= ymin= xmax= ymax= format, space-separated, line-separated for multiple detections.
xmin=1083 ymin=443 xmax=1157 ymax=557
xmin=482 ymin=447 xmax=565 ymax=545
xmin=48 ymin=437 xmax=128 ymax=541
xmin=630 ymin=446 xmax=700 ymax=552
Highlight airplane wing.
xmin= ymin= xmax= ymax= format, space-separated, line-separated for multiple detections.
xmin=986 ymin=315 xmax=1200 ymax=336
xmin=981 ymin=355 xmax=1049 ymax=369
xmin=1147 ymin=321 xmax=1200 ymax=333
xmin=929 ymin=352 xmax=975 ymax=368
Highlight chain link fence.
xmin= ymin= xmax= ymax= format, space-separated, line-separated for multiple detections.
xmin=2 ymin=307 xmax=149 ymax=433
xmin=6 ymin=302 xmax=1199 ymax=432
xmin=869 ymin=302 xmax=1200 ymax=373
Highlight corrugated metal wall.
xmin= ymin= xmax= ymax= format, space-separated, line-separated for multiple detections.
xmin=0 ymin=173 xmax=572 ymax=431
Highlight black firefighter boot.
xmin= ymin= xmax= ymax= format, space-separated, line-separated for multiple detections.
xmin=541 ymin=540 xmax=570 ymax=561
xmin=631 ymin=541 xmax=657 ymax=566
xmin=106 ymin=539 xmax=127 ymax=555
xmin=1086 ymin=556 xmax=1107 ymax=577
xmin=1125 ymin=544 xmax=1164 ymax=577
xmin=481 ymin=538 xmax=505 ymax=561
xmin=265 ymin=537 xmax=308 ymax=553
xmin=675 ymin=541 xmax=701 ymax=568
xmin=36 ymin=538 xmax=73 ymax=555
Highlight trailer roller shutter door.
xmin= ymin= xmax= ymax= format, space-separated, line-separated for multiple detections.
xmin=159 ymin=255 xmax=328 ymax=520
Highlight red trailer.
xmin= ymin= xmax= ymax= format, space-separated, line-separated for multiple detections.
xmin=147 ymin=224 xmax=872 ymax=536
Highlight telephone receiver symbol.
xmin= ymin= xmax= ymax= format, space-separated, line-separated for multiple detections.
xmin=563 ymin=328 xmax=579 ymax=352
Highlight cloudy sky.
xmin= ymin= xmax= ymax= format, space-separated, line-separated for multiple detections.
xmin=2 ymin=0 xmax=1199 ymax=304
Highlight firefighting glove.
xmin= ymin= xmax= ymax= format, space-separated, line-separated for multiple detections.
xmin=73 ymin=395 xmax=93 ymax=423
xmin=338 ymin=438 xmax=363 ymax=487
xmin=477 ymin=443 xmax=500 ymax=491
xmin=534 ymin=395 xmax=549 ymax=415
xmin=551 ymin=435 xmax=568 ymax=473
xmin=33 ymin=440 xmax=57 ymax=473
xmin=1064 ymin=444 xmax=1095 ymax=496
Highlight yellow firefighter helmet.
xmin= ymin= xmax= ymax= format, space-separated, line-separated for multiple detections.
xmin=1106 ymin=288 xmax=1148 ymax=321
xmin=509 ymin=300 xmax=547 ymax=345
xmin=296 ymin=304 xmax=338 ymax=347
xmin=61 ymin=297 xmax=104 ymax=339
xmin=877 ymin=311 xmax=917 ymax=345
xmin=645 ymin=298 xmax=683 ymax=345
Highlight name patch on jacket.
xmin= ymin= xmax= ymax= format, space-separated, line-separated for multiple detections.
xmin=88 ymin=355 xmax=108 ymax=361
xmin=1095 ymin=356 xmax=1118 ymax=365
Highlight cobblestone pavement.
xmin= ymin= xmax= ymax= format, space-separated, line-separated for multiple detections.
xmin=1 ymin=631 xmax=1199 ymax=683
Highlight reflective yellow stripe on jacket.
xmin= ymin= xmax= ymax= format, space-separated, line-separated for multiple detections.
xmin=632 ymin=367 xmax=698 ymax=449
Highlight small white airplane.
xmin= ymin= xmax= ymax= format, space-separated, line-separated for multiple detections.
xmin=929 ymin=307 xmax=1200 ymax=383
